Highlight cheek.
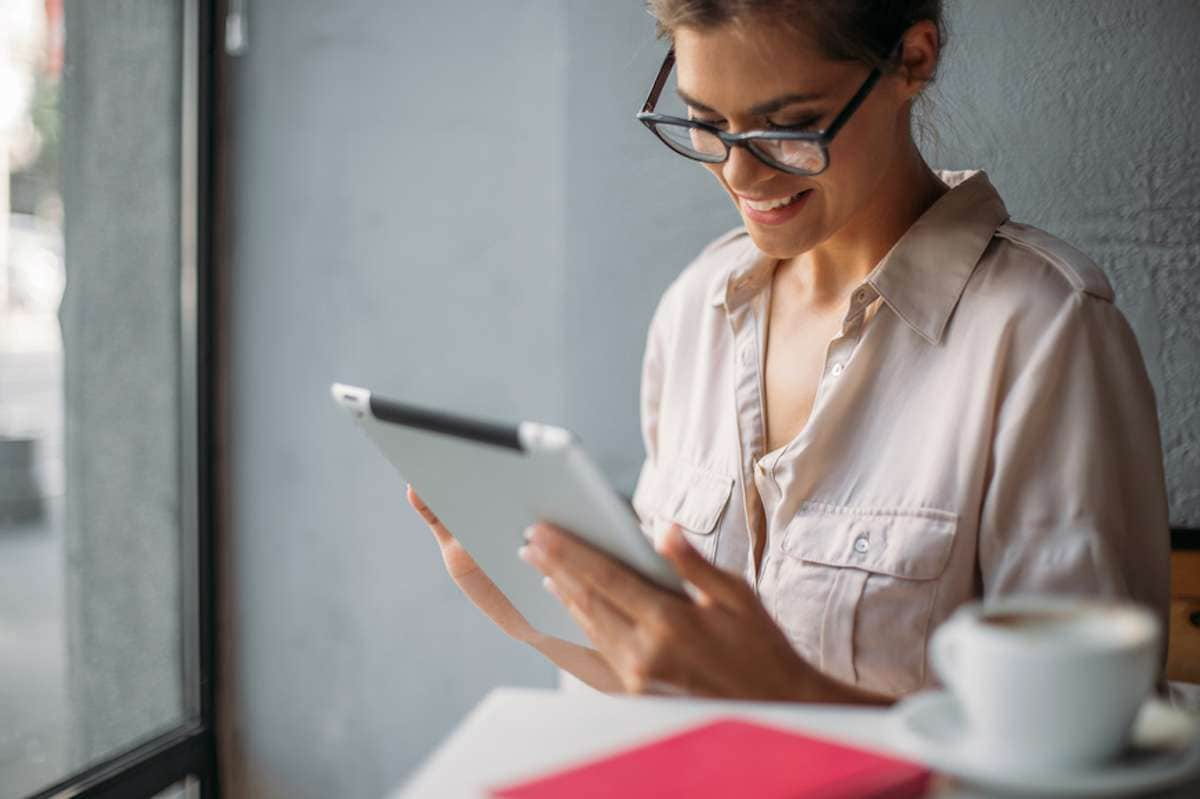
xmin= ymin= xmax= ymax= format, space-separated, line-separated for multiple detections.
xmin=828 ymin=105 xmax=900 ymax=185
xmin=703 ymin=163 xmax=731 ymax=191
xmin=824 ymin=132 xmax=868 ymax=186
xmin=818 ymin=120 xmax=894 ymax=214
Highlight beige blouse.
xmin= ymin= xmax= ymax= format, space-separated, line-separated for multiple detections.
xmin=630 ymin=169 xmax=1171 ymax=698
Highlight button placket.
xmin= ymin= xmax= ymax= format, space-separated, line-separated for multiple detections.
xmin=753 ymin=461 xmax=770 ymax=500
xmin=851 ymin=285 xmax=876 ymax=310
xmin=754 ymin=449 xmax=778 ymax=484
xmin=724 ymin=298 xmax=769 ymax=586
xmin=824 ymin=340 xmax=853 ymax=381
xmin=825 ymin=305 xmax=866 ymax=381
xmin=841 ymin=284 xmax=877 ymax=336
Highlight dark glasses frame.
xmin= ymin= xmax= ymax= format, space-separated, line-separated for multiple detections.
xmin=635 ymin=41 xmax=901 ymax=176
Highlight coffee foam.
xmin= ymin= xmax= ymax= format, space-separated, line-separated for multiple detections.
xmin=979 ymin=604 xmax=1153 ymax=648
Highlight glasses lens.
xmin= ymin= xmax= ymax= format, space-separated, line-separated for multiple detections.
xmin=651 ymin=121 xmax=726 ymax=162
xmin=749 ymin=137 xmax=826 ymax=175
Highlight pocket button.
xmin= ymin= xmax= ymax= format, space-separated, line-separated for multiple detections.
xmin=853 ymin=535 xmax=870 ymax=554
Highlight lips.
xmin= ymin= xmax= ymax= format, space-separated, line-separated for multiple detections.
xmin=739 ymin=189 xmax=813 ymax=225
xmin=742 ymin=190 xmax=810 ymax=212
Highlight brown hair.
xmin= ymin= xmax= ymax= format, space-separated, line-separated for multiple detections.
xmin=646 ymin=0 xmax=946 ymax=77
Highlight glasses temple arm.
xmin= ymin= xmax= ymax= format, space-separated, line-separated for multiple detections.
xmin=640 ymin=49 xmax=676 ymax=114
xmin=821 ymin=68 xmax=882 ymax=139
xmin=822 ymin=37 xmax=903 ymax=139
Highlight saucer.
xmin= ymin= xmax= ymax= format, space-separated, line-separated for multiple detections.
xmin=890 ymin=691 xmax=1200 ymax=797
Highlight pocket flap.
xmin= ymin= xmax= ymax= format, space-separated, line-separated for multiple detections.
xmin=634 ymin=459 xmax=734 ymax=535
xmin=779 ymin=502 xmax=957 ymax=580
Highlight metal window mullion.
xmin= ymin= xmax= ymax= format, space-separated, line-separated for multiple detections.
xmin=179 ymin=0 xmax=202 ymax=728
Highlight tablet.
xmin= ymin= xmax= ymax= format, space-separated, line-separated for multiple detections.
xmin=330 ymin=383 xmax=684 ymax=646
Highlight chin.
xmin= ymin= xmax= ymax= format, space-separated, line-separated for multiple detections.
xmin=743 ymin=223 xmax=811 ymax=259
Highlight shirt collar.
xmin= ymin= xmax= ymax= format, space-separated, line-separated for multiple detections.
xmin=706 ymin=169 xmax=1010 ymax=345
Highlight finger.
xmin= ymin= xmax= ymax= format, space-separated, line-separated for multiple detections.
xmin=549 ymin=566 xmax=690 ymax=697
xmin=528 ymin=523 xmax=677 ymax=619
xmin=542 ymin=570 xmax=635 ymax=653
xmin=656 ymin=524 xmax=747 ymax=608
xmin=406 ymin=484 xmax=454 ymax=546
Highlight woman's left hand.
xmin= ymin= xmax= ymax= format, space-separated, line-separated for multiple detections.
xmin=519 ymin=521 xmax=868 ymax=701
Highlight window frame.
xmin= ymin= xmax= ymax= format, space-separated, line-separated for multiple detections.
xmin=23 ymin=0 xmax=221 ymax=796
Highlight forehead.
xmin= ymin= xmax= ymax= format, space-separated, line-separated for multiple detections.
xmin=672 ymin=22 xmax=858 ymax=113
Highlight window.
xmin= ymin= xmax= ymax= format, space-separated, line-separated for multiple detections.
xmin=0 ymin=1 xmax=216 ymax=796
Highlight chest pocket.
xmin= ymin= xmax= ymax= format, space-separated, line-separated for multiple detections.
xmin=631 ymin=459 xmax=734 ymax=562
xmin=771 ymin=502 xmax=957 ymax=696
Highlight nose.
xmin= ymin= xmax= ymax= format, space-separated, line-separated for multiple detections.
xmin=721 ymin=143 xmax=775 ymax=195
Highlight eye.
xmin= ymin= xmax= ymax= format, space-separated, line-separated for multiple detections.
xmin=766 ymin=116 xmax=821 ymax=132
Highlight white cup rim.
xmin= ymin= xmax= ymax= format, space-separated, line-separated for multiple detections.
xmin=949 ymin=595 xmax=1159 ymax=653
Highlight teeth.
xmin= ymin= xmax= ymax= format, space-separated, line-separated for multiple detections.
xmin=744 ymin=191 xmax=807 ymax=212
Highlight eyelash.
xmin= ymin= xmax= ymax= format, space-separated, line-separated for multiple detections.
xmin=690 ymin=116 xmax=821 ymax=132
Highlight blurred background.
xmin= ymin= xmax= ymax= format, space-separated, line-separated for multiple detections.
xmin=0 ymin=1 xmax=1197 ymax=798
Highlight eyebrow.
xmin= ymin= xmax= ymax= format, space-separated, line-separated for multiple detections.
xmin=675 ymin=88 xmax=827 ymax=116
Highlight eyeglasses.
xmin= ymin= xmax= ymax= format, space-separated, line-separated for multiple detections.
xmin=635 ymin=42 xmax=900 ymax=176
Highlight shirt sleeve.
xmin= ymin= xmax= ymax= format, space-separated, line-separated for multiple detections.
xmin=977 ymin=290 xmax=1171 ymax=656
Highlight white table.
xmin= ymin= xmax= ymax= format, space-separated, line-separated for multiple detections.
xmin=391 ymin=686 xmax=1199 ymax=798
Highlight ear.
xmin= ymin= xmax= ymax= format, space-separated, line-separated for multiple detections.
xmin=897 ymin=19 xmax=941 ymax=98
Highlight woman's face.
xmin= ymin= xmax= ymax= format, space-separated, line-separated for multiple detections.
xmin=672 ymin=21 xmax=919 ymax=260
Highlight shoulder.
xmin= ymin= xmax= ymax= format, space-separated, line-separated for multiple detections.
xmin=990 ymin=221 xmax=1115 ymax=303
xmin=697 ymin=224 xmax=752 ymax=258
xmin=971 ymin=222 xmax=1145 ymax=381
xmin=652 ymin=225 xmax=751 ymax=323
xmin=961 ymin=220 xmax=1122 ymax=352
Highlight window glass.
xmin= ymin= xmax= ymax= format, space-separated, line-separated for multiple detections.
xmin=0 ymin=1 xmax=192 ymax=795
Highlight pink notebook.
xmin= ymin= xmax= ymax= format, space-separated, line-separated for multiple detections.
xmin=489 ymin=717 xmax=931 ymax=798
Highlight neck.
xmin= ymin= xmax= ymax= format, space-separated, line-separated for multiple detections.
xmin=775 ymin=139 xmax=947 ymax=312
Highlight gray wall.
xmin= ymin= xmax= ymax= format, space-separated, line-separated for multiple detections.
xmin=223 ymin=2 xmax=1200 ymax=796
xmin=222 ymin=3 xmax=568 ymax=797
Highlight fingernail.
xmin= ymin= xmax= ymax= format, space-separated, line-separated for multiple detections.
xmin=541 ymin=576 xmax=557 ymax=596
xmin=518 ymin=544 xmax=535 ymax=564
xmin=523 ymin=525 xmax=535 ymax=542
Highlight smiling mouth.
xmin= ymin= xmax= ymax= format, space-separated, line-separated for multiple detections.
xmin=741 ymin=190 xmax=811 ymax=212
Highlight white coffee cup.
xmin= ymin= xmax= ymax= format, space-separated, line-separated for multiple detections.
xmin=930 ymin=594 xmax=1161 ymax=770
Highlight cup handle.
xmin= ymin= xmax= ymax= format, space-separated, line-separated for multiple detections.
xmin=930 ymin=615 xmax=963 ymax=691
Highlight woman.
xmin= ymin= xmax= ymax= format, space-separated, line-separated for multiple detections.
xmin=408 ymin=0 xmax=1170 ymax=704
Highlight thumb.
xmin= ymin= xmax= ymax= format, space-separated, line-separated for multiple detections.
xmin=656 ymin=523 xmax=745 ymax=608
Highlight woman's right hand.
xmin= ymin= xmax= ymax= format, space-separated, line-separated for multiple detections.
xmin=406 ymin=484 xmax=539 ymax=644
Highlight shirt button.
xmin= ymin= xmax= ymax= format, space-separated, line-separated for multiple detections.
xmin=830 ymin=362 xmax=845 ymax=377
xmin=854 ymin=288 xmax=868 ymax=304
xmin=853 ymin=536 xmax=870 ymax=554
